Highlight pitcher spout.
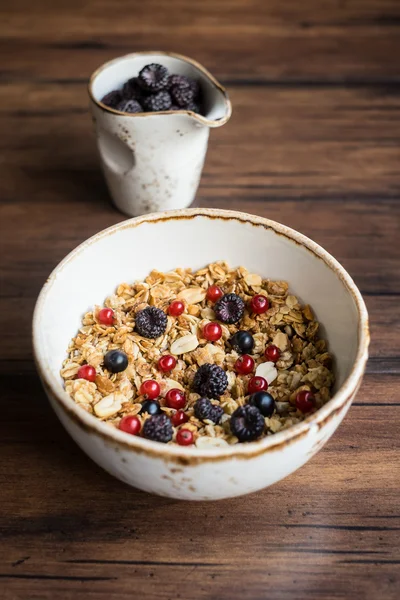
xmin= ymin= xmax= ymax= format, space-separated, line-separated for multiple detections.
xmin=174 ymin=54 xmax=232 ymax=128
xmin=90 ymin=51 xmax=232 ymax=127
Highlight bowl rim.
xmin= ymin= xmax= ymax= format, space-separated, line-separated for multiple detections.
xmin=88 ymin=50 xmax=232 ymax=128
xmin=33 ymin=208 xmax=370 ymax=463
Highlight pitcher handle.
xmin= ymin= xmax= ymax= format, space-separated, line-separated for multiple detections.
xmin=97 ymin=128 xmax=135 ymax=175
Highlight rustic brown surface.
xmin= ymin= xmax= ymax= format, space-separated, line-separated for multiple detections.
xmin=1 ymin=0 xmax=399 ymax=598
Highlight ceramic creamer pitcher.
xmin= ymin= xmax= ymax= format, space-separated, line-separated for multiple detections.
xmin=89 ymin=52 xmax=232 ymax=216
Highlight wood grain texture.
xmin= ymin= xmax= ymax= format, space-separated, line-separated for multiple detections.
xmin=0 ymin=1 xmax=399 ymax=599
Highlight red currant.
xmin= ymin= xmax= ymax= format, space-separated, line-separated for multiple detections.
xmin=176 ymin=429 xmax=194 ymax=446
xmin=235 ymin=354 xmax=255 ymax=375
xmin=265 ymin=345 xmax=281 ymax=363
xmin=171 ymin=410 xmax=189 ymax=427
xmin=158 ymin=354 xmax=177 ymax=373
xmin=140 ymin=379 xmax=160 ymax=399
xmin=248 ymin=376 xmax=268 ymax=394
xmin=165 ymin=388 xmax=186 ymax=410
xmin=206 ymin=285 xmax=223 ymax=302
xmin=119 ymin=415 xmax=141 ymax=435
xmin=77 ymin=364 xmax=96 ymax=382
xmin=98 ymin=307 xmax=114 ymax=325
xmin=250 ymin=294 xmax=269 ymax=314
xmin=203 ymin=322 xmax=222 ymax=342
xmin=296 ymin=390 xmax=315 ymax=413
xmin=168 ymin=300 xmax=185 ymax=317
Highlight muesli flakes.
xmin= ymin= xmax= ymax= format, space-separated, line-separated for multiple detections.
xmin=61 ymin=263 xmax=335 ymax=446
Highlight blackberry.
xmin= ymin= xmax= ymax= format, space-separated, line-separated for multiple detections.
xmin=122 ymin=77 xmax=143 ymax=100
xmin=171 ymin=82 xmax=194 ymax=108
xmin=186 ymin=101 xmax=200 ymax=114
xmin=214 ymin=293 xmax=245 ymax=324
xmin=142 ymin=414 xmax=173 ymax=443
xmin=168 ymin=75 xmax=200 ymax=99
xmin=194 ymin=398 xmax=224 ymax=424
xmin=135 ymin=306 xmax=168 ymax=339
xmin=170 ymin=104 xmax=181 ymax=111
xmin=193 ymin=364 xmax=228 ymax=398
xmin=116 ymin=99 xmax=143 ymax=113
xmin=168 ymin=74 xmax=192 ymax=89
xmin=230 ymin=405 xmax=265 ymax=442
xmin=101 ymin=90 xmax=122 ymax=108
xmin=138 ymin=63 xmax=169 ymax=92
xmin=142 ymin=91 xmax=172 ymax=112
xmin=189 ymin=79 xmax=200 ymax=98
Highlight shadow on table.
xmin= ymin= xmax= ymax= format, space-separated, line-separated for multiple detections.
xmin=11 ymin=115 xmax=114 ymax=211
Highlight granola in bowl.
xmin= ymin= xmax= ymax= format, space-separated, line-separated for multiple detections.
xmin=61 ymin=262 xmax=335 ymax=448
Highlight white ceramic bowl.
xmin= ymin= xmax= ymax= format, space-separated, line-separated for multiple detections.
xmin=33 ymin=209 xmax=369 ymax=500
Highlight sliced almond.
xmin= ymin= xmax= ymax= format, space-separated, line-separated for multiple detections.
xmin=177 ymin=287 xmax=206 ymax=305
xmin=255 ymin=361 xmax=278 ymax=384
xmin=195 ymin=436 xmax=229 ymax=449
xmin=94 ymin=392 xmax=124 ymax=418
xmin=244 ymin=273 xmax=262 ymax=287
xmin=170 ymin=333 xmax=199 ymax=355
xmin=272 ymin=331 xmax=289 ymax=352
xmin=201 ymin=307 xmax=216 ymax=320
xmin=164 ymin=271 xmax=183 ymax=282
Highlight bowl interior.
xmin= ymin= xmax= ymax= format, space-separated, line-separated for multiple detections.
xmin=36 ymin=213 xmax=360 ymax=401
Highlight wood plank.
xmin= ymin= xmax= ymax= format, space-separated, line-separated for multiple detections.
xmin=1 ymin=199 xmax=400 ymax=296
xmin=1 ymin=86 xmax=400 ymax=198
xmin=1 ymin=1 xmax=399 ymax=598
xmin=0 ymin=88 xmax=399 ymax=299
xmin=1 ymin=374 xmax=399 ymax=600
xmin=1 ymin=563 xmax=398 ymax=600
xmin=1 ymin=0 xmax=400 ymax=81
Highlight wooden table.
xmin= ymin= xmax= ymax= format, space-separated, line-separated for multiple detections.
xmin=1 ymin=1 xmax=399 ymax=598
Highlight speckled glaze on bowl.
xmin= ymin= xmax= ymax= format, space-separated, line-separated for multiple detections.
xmin=33 ymin=209 xmax=369 ymax=500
